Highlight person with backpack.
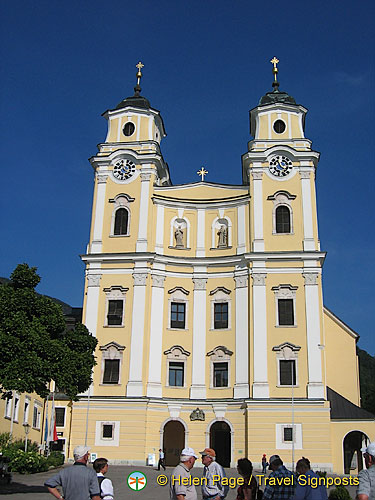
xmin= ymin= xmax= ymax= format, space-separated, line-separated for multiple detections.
xmin=93 ymin=458 xmax=114 ymax=500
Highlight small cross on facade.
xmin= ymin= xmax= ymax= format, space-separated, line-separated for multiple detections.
xmin=197 ymin=167 xmax=208 ymax=181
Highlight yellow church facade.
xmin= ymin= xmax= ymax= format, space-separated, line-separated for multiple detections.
xmin=62 ymin=61 xmax=374 ymax=473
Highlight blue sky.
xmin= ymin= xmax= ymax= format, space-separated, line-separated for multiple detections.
xmin=1 ymin=1 xmax=374 ymax=354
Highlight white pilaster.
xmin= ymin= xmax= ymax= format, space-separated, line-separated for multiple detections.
xmin=155 ymin=204 xmax=165 ymax=254
xmin=190 ymin=277 xmax=207 ymax=399
xmin=237 ymin=205 xmax=246 ymax=254
xmin=136 ymin=171 xmax=152 ymax=252
xmin=196 ymin=209 xmax=205 ymax=257
xmin=91 ymin=174 xmax=108 ymax=253
xmin=126 ymin=272 xmax=148 ymax=396
xmin=251 ymin=170 xmax=264 ymax=252
xmin=303 ymin=272 xmax=325 ymax=399
xmin=300 ymin=170 xmax=315 ymax=251
xmin=234 ymin=274 xmax=249 ymax=398
xmin=252 ymin=272 xmax=269 ymax=398
xmin=84 ymin=271 xmax=102 ymax=337
xmin=146 ymin=274 xmax=166 ymax=398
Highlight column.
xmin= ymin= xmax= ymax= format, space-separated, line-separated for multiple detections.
xmin=146 ymin=274 xmax=166 ymax=398
xmin=196 ymin=209 xmax=205 ymax=257
xmin=136 ymin=171 xmax=152 ymax=252
xmin=303 ymin=272 xmax=325 ymax=399
xmin=300 ymin=170 xmax=315 ymax=251
xmin=237 ymin=204 xmax=246 ymax=254
xmin=251 ymin=170 xmax=264 ymax=252
xmin=91 ymin=174 xmax=108 ymax=253
xmin=190 ymin=277 xmax=207 ymax=399
xmin=252 ymin=272 xmax=269 ymax=398
xmin=154 ymin=204 xmax=165 ymax=254
xmin=234 ymin=274 xmax=249 ymax=398
xmin=126 ymin=272 xmax=148 ymax=397
xmin=84 ymin=272 xmax=101 ymax=337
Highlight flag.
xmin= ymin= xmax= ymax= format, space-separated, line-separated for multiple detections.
xmin=44 ymin=396 xmax=49 ymax=443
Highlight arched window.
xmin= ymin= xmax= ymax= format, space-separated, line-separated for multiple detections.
xmin=275 ymin=206 xmax=291 ymax=233
xmin=114 ymin=208 xmax=129 ymax=235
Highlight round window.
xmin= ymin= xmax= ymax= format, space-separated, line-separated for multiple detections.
xmin=273 ymin=120 xmax=286 ymax=134
xmin=123 ymin=122 xmax=135 ymax=137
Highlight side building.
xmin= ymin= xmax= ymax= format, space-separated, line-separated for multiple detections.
xmin=66 ymin=62 xmax=374 ymax=474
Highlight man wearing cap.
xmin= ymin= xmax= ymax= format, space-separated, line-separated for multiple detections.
xmin=356 ymin=442 xmax=375 ymax=500
xmin=200 ymin=448 xmax=229 ymax=500
xmin=263 ymin=454 xmax=294 ymax=500
xmin=45 ymin=445 xmax=100 ymax=500
xmin=170 ymin=447 xmax=198 ymax=500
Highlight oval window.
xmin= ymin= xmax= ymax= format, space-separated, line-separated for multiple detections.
xmin=123 ymin=122 xmax=135 ymax=137
xmin=273 ymin=120 xmax=286 ymax=134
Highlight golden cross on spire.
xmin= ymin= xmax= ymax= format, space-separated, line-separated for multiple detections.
xmin=136 ymin=61 xmax=144 ymax=85
xmin=197 ymin=167 xmax=208 ymax=181
xmin=270 ymin=57 xmax=279 ymax=83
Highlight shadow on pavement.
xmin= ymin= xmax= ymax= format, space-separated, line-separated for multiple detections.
xmin=0 ymin=482 xmax=49 ymax=495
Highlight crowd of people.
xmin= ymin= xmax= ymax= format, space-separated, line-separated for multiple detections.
xmin=43 ymin=441 xmax=375 ymax=500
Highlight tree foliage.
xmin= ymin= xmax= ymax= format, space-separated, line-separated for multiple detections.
xmin=0 ymin=264 xmax=97 ymax=401
xmin=357 ymin=347 xmax=375 ymax=415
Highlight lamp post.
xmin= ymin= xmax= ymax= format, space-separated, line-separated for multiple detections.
xmin=240 ymin=402 xmax=248 ymax=458
xmin=24 ymin=423 xmax=31 ymax=452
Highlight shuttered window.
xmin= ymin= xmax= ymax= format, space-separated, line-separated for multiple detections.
xmin=278 ymin=299 xmax=294 ymax=325
xmin=107 ymin=300 xmax=123 ymax=326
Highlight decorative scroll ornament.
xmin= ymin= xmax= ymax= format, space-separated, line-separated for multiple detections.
xmin=133 ymin=273 xmax=148 ymax=286
xmin=87 ymin=274 xmax=101 ymax=287
xmin=193 ymin=278 xmax=207 ymax=290
xmin=151 ymin=274 xmax=165 ymax=288
xmin=303 ymin=272 xmax=318 ymax=285
xmin=140 ymin=172 xmax=152 ymax=182
xmin=234 ymin=275 xmax=248 ymax=288
xmin=96 ymin=174 xmax=108 ymax=184
xmin=251 ymin=171 xmax=263 ymax=180
xmin=251 ymin=273 xmax=267 ymax=286
xmin=190 ymin=408 xmax=205 ymax=421
xmin=299 ymin=171 xmax=311 ymax=180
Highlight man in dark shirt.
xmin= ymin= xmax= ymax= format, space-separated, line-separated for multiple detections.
xmin=45 ymin=445 xmax=101 ymax=500
xmin=263 ymin=455 xmax=295 ymax=500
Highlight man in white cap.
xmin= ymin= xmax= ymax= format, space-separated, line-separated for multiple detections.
xmin=170 ymin=447 xmax=198 ymax=500
xmin=45 ymin=445 xmax=100 ymax=500
xmin=200 ymin=447 xmax=228 ymax=500
xmin=356 ymin=442 xmax=375 ymax=500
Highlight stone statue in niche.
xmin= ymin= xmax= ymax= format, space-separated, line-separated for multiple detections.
xmin=217 ymin=225 xmax=228 ymax=248
xmin=175 ymin=226 xmax=184 ymax=248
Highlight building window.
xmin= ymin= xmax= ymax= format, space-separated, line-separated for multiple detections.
xmin=23 ymin=399 xmax=30 ymax=424
xmin=123 ymin=122 xmax=135 ymax=137
xmin=114 ymin=208 xmax=129 ymax=235
xmin=55 ymin=408 xmax=66 ymax=427
xmin=283 ymin=427 xmax=294 ymax=442
xmin=103 ymin=359 xmax=120 ymax=384
xmin=214 ymin=302 xmax=228 ymax=329
xmin=32 ymin=403 xmax=41 ymax=429
xmin=102 ymin=424 xmax=114 ymax=439
xmin=279 ymin=359 xmax=297 ymax=386
xmin=13 ymin=395 xmax=20 ymax=422
xmin=213 ymin=362 xmax=228 ymax=387
xmin=278 ymin=299 xmax=294 ymax=326
xmin=171 ymin=302 xmax=186 ymax=329
xmin=107 ymin=300 xmax=124 ymax=326
xmin=275 ymin=206 xmax=291 ymax=233
xmin=169 ymin=362 xmax=184 ymax=387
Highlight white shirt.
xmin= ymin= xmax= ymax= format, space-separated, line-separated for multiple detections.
xmin=97 ymin=473 xmax=114 ymax=500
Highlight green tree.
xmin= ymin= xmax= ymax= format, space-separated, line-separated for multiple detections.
xmin=0 ymin=263 xmax=97 ymax=401
xmin=357 ymin=347 xmax=375 ymax=414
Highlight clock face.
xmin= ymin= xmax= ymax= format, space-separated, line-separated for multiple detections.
xmin=269 ymin=155 xmax=293 ymax=177
xmin=113 ymin=159 xmax=136 ymax=181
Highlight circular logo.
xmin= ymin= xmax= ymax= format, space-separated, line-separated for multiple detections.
xmin=127 ymin=471 xmax=147 ymax=491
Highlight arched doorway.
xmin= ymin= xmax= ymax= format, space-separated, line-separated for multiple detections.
xmin=210 ymin=421 xmax=231 ymax=467
xmin=343 ymin=431 xmax=369 ymax=474
xmin=163 ymin=420 xmax=185 ymax=466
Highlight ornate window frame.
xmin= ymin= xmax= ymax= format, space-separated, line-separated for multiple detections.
xmin=209 ymin=287 xmax=231 ymax=331
xmin=95 ymin=420 xmax=120 ymax=447
xmin=109 ymin=193 xmax=135 ymax=237
xmin=267 ymin=191 xmax=296 ymax=235
xmin=207 ymin=346 xmax=233 ymax=389
xmin=273 ymin=342 xmax=301 ymax=387
xmin=23 ymin=396 xmax=30 ymax=425
xmin=275 ymin=423 xmax=303 ymax=449
xmin=164 ymin=345 xmax=190 ymax=388
xmin=99 ymin=341 xmax=125 ymax=385
xmin=272 ymin=284 xmax=298 ymax=327
xmin=103 ymin=286 xmax=128 ymax=327
xmin=168 ymin=287 xmax=189 ymax=331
